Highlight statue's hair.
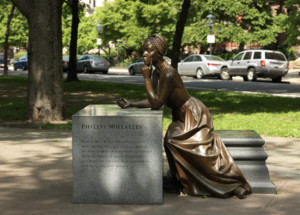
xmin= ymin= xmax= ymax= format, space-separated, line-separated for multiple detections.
xmin=145 ymin=34 xmax=168 ymax=58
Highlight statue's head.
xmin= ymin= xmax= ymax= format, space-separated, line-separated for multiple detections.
xmin=143 ymin=34 xmax=168 ymax=65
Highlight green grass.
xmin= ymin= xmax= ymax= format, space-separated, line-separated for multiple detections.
xmin=1 ymin=76 xmax=300 ymax=137
xmin=42 ymin=122 xmax=72 ymax=130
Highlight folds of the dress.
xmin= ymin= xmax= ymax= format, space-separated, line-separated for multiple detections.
xmin=164 ymin=97 xmax=251 ymax=197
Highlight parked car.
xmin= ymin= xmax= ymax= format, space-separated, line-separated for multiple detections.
xmin=220 ymin=50 xmax=289 ymax=82
xmin=76 ymin=54 xmax=110 ymax=74
xmin=177 ymin=54 xmax=225 ymax=79
xmin=128 ymin=56 xmax=171 ymax=75
xmin=14 ymin=55 xmax=28 ymax=71
xmin=63 ymin=56 xmax=69 ymax=72
xmin=0 ymin=53 xmax=10 ymax=68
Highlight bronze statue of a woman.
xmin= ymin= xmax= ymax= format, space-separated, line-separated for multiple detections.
xmin=117 ymin=34 xmax=251 ymax=199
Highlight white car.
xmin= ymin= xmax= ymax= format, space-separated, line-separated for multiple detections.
xmin=220 ymin=50 xmax=289 ymax=82
xmin=178 ymin=54 xmax=225 ymax=79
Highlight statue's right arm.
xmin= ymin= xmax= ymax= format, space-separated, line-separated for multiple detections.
xmin=117 ymin=98 xmax=150 ymax=109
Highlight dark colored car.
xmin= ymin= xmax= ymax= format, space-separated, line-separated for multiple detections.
xmin=76 ymin=54 xmax=110 ymax=74
xmin=0 ymin=53 xmax=10 ymax=68
xmin=63 ymin=56 xmax=69 ymax=72
xmin=14 ymin=55 xmax=28 ymax=71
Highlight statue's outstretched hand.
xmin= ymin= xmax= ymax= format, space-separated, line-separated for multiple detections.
xmin=117 ymin=98 xmax=131 ymax=109
xmin=142 ymin=58 xmax=152 ymax=79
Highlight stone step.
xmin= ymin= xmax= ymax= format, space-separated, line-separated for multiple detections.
xmin=215 ymin=130 xmax=276 ymax=194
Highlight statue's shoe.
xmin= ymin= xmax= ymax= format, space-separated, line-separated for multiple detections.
xmin=234 ymin=186 xmax=246 ymax=199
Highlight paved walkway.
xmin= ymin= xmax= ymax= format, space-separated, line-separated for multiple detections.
xmin=0 ymin=127 xmax=300 ymax=215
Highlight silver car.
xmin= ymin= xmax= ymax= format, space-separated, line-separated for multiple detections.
xmin=76 ymin=54 xmax=110 ymax=74
xmin=178 ymin=54 xmax=225 ymax=79
xmin=220 ymin=50 xmax=289 ymax=82
xmin=128 ymin=56 xmax=171 ymax=75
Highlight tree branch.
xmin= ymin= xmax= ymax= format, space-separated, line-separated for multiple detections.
xmin=10 ymin=0 xmax=33 ymax=18
xmin=63 ymin=0 xmax=72 ymax=8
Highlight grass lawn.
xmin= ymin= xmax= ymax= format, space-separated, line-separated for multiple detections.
xmin=0 ymin=76 xmax=299 ymax=138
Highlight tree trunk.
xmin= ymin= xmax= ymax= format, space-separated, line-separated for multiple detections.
xmin=66 ymin=0 xmax=80 ymax=82
xmin=239 ymin=43 xmax=244 ymax=51
xmin=274 ymin=0 xmax=286 ymax=50
xmin=3 ymin=4 xmax=15 ymax=77
xmin=12 ymin=0 xmax=65 ymax=124
xmin=170 ymin=0 xmax=190 ymax=70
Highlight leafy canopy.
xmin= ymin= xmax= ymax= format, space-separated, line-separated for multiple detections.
xmin=284 ymin=0 xmax=300 ymax=46
xmin=62 ymin=1 xmax=98 ymax=54
xmin=95 ymin=0 xmax=286 ymax=55
xmin=0 ymin=0 xmax=28 ymax=49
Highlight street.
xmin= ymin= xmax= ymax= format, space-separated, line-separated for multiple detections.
xmin=1 ymin=68 xmax=300 ymax=98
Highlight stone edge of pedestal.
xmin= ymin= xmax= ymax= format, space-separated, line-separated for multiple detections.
xmin=72 ymin=107 xmax=164 ymax=205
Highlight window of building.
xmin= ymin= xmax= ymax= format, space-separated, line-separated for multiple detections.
xmin=93 ymin=0 xmax=96 ymax=7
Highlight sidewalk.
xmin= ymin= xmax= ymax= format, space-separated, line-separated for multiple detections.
xmin=0 ymin=127 xmax=299 ymax=215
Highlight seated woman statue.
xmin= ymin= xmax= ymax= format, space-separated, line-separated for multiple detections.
xmin=117 ymin=34 xmax=251 ymax=199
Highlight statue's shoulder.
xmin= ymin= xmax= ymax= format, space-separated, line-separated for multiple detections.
xmin=164 ymin=66 xmax=179 ymax=79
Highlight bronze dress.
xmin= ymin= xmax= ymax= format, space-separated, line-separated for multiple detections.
xmin=164 ymin=97 xmax=251 ymax=197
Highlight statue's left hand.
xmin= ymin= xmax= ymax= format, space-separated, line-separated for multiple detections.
xmin=142 ymin=58 xmax=152 ymax=79
xmin=117 ymin=98 xmax=132 ymax=108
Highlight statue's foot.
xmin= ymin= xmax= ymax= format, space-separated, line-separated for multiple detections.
xmin=234 ymin=186 xmax=246 ymax=199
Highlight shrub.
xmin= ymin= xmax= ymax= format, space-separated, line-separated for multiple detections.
xmin=14 ymin=52 xmax=27 ymax=61
xmin=215 ymin=53 xmax=237 ymax=61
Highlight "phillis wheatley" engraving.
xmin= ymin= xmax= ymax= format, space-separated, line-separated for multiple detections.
xmin=82 ymin=124 xmax=143 ymax=129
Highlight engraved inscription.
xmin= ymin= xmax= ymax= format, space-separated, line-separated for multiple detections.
xmin=80 ymin=140 xmax=152 ymax=168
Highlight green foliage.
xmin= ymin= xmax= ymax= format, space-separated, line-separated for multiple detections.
xmin=0 ymin=0 xmax=28 ymax=49
xmin=13 ymin=51 xmax=27 ymax=61
xmin=96 ymin=0 xmax=287 ymax=55
xmin=284 ymin=0 xmax=300 ymax=46
xmin=42 ymin=122 xmax=72 ymax=130
xmin=101 ymin=49 xmax=118 ymax=62
xmin=77 ymin=15 xmax=98 ymax=54
xmin=62 ymin=1 xmax=98 ymax=54
xmin=276 ymin=45 xmax=297 ymax=60
xmin=215 ymin=53 xmax=237 ymax=60
xmin=287 ymin=47 xmax=296 ymax=58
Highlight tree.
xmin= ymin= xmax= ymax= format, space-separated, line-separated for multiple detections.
xmin=0 ymin=0 xmax=15 ymax=77
xmin=11 ymin=0 xmax=65 ymax=124
xmin=96 ymin=0 xmax=287 ymax=69
xmin=0 ymin=0 xmax=29 ymax=74
xmin=284 ymin=0 xmax=300 ymax=46
xmin=62 ymin=0 xmax=89 ymax=82
xmin=170 ymin=0 xmax=190 ymax=69
xmin=62 ymin=0 xmax=80 ymax=82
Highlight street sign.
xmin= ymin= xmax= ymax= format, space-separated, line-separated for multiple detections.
xmin=207 ymin=35 xmax=215 ymax=43
xmin=97 ymin=38 xmax=102 ymax=45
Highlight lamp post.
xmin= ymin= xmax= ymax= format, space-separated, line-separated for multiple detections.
xmin=96 ymin=21 xmax=103 ymax=56
xmin=206 ymin=10 xmax=215 ymax=55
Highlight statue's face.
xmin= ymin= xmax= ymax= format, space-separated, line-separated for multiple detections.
xmin=142 ymin=41 xmax=159 ymax=66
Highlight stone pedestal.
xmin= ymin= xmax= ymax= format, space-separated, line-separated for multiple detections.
xmin=215 ymin=130 xmax=276 ymax=194
xmin=72 ymin=105 xmax=163 ymax=204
